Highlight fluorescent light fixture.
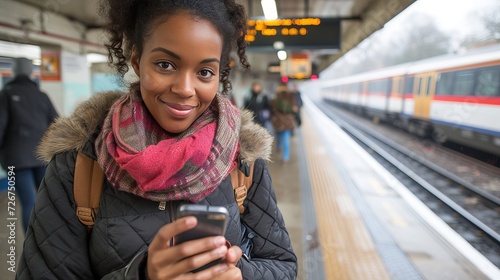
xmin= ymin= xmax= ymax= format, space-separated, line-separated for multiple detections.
xmin=87 ymin=53 xmax=108 ymax=64
xmin=261 ymin=0 xmax=278 ymax=20
xmin=273 ymin=41 xmax=284 ymax=50
xmin=277 ymin=50 xmax=287 ymax=61
xmin=0 ymin=40 xmax=40 ymax=60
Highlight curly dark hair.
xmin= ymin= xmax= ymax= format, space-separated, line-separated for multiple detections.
xmin=99 ymin=0 xmax=250 ymax=94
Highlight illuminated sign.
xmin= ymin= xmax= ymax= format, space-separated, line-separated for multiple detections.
xmin=245 ymin=17 xmax=341 ymax=50
xmin=267 ymin=62 xmax=281 ymax=74
xmin=280 ymin=54 xmax=311 ymax=79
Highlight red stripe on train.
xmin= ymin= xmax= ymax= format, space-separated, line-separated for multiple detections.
xmin=402 ymin=95 xmax=500 ymax=105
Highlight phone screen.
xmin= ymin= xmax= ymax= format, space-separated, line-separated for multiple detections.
xmin=174 ymin=204 xmax=229 ymax=272
xmin=174 ymin=204 xmax=229 ymax=244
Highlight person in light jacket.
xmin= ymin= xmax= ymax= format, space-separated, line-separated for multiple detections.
xmin=271 ymin=83 xmax=297 ymax=163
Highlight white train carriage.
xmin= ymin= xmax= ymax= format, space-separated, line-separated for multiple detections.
xmin=322 ymin=44 xmax=500 ymax=156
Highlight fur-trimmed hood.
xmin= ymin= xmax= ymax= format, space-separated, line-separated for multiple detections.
xmin=37 ymin=91 xmax=273 ymax=164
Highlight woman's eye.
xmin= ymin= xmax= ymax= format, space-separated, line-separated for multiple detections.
xmin=199 ymin=69 xmax=215 ymax=78
xmin=157 ymin=62 xmax=174 ymax=70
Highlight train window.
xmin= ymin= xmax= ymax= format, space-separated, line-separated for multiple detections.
xmin=368 ymin=79 xmax=390 ymax=94
xmin=453 ymin=70 xmax=475 ymax=96
xmin=386 ymin=78 xmax=392 ymax=95
xmin=333 ymin=86 xmax=338 ymax=94
xmin=475 ymin=66 xmax=500 ymax=97
xmin=415 ymin=77 xmax=422 ymax=96
xmin=403 ymin=76 xmax=414 ymax=95
xmin=426 ymin=76 xmax=432 ymax=96
xmin=350 ymin=83 xmax=361 ymax=93
xmin=368 ymin=81 xmax=375 ymax=92
xmin=398 ymin=78 xmax=404 ymax=94
xmin=436 ymin=72 xmax=454 ymax=95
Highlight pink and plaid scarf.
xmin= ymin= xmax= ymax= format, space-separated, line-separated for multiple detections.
xmin=95 ymin=88 xmax=240 ymax=202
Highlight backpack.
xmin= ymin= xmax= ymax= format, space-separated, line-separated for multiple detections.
xmin=74 ymin=152 xmax=254 ymax=230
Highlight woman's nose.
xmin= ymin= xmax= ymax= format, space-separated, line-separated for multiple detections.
xmin=171 ymin=72 xmax=195 ymax=97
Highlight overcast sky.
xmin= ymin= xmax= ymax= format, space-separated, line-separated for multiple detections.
xmin=389 ymin=0 xmax=499 ymax=36
xmin=321 ymin=0 xmax=500 ymax=79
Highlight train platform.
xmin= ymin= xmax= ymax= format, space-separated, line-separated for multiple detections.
xmin=277 ymin=92 xmax=500 ymax=280
xmin=1 ymin=95 xmax=500 ymax=280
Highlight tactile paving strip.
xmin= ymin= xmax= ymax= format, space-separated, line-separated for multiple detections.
xmin=301 ymin=112 xmax=391 ymax=280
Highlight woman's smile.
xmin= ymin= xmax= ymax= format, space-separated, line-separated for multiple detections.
xmin=160 ymin=100 xmax=196 ymax=118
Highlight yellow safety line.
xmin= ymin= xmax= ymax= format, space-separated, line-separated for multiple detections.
xmin=302 ymin=112 xmax=390 ymax=280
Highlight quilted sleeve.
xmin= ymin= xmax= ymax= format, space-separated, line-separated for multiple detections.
xmin=15 ymin=151 xmax=97 ymax=279
xmin=238 ymin=158 xmax=298 ymax=280
xmin=15 ymin=151 xmax=149 ymax=280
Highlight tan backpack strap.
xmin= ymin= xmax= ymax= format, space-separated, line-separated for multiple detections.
xmin=230 ymin=159 xmax=255 ymax=214
xmin=74 ymin=152 xmax=105 ymax=230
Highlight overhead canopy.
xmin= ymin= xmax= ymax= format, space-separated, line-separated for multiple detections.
xmin=8 ymin=0 xmax=416 ymax=74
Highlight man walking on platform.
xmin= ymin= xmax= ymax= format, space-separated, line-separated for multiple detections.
xmin=0 ymin=57 xmax=58 ymax=232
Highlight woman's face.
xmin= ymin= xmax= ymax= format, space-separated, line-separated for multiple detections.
xmin=131 ymin=12 xmax=223 ymax=134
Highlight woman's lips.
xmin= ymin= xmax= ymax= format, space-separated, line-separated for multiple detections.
xmin=161 ymin=101 xmax=194 ymax=118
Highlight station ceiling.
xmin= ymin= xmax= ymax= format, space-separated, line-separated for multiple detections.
xmin=15 ymin=0 xmax=416 ymax=75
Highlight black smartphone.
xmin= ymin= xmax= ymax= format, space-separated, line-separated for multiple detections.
xmin=174 ymin=204 xmax=229 ymax=272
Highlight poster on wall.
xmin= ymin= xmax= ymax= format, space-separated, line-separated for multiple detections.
xmin=41 ymin=50 xmax=61 ymax=81
xmin=61 ymin=51 xmax=91 ymax=115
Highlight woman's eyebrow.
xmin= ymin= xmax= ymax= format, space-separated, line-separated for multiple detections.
xmin=151 ymin=47 xmax=220 ymax=65
xmin=200 ymin=58 xmax=220 ymax=64
xmin=151 ymin=47 xmax=180 ymax=59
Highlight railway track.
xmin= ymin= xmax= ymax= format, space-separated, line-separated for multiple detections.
xmin=315 ymin=101 xmax=500 ymax=268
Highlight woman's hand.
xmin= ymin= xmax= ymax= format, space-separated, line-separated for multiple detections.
xmin=146 ymin=216 xmax=242 ymax=279
xmin=212 ymin=245 xmax=243 ymax=280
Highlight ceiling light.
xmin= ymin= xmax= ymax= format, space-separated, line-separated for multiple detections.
xmin=273 ymin=41 xmax=284 ymax=50
xmin=87 ymin=53 xmax=108 ymax=64
xmin=261 ymin=0 xmax=278 ymax=20
xmin=277 ymin=50 xmax=287 ymax=61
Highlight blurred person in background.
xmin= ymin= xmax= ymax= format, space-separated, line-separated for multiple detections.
xmin=0 ymin=57 xmax=58 ymax=232
xmin=243 ymin=81 xmax=271 ymax=130
xmin=271 ymin=82 xmax=297 ymax=163
xmin=291 ymin=83 xmax=303 ymax=128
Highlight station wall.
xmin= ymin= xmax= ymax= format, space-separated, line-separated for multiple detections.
xmin=0 ymin=0 xmax=108 ymax=116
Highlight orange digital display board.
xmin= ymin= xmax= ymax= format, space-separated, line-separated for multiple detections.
xmin=245 ymin=17 xmax=341 ymax=50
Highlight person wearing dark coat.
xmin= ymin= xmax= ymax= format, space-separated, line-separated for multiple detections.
xmin=16 ymin=1 xmax=297 ymax=279
xmin=243 ymin=82 xmax=271 ymax=128
xmin=0 ymin=57 xmax=58 ymax=231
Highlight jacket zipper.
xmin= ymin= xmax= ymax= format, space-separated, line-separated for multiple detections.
xmin=159 ymin=200 xmax=176 ymax=246
xmin=158 ymin=201 xmax=166 ymax=210
xmin=169 ymin=201 xmax=175 ymax=246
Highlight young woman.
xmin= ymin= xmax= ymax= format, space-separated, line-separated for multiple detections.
xmin=16 ymin=0 xmax=297 ymax=279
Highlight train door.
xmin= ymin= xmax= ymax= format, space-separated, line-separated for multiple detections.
xmin=388 ymin=76 xmax=403 ymax=114
xmin=413 ymin=73 xmax=437 ymax=119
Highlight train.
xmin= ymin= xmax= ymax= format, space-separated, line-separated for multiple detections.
xmin=321 ymin=44 xmax=500 ymax=157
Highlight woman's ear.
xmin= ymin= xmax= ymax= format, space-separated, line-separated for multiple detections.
xmin=131 ymin=47 xmax=140 ymax=77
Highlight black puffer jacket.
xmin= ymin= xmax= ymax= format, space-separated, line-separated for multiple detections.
xmin=16 ymin=92 xmax=297 ymax=279
xmin=0 ymin=75 xmax=58 ymax=170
